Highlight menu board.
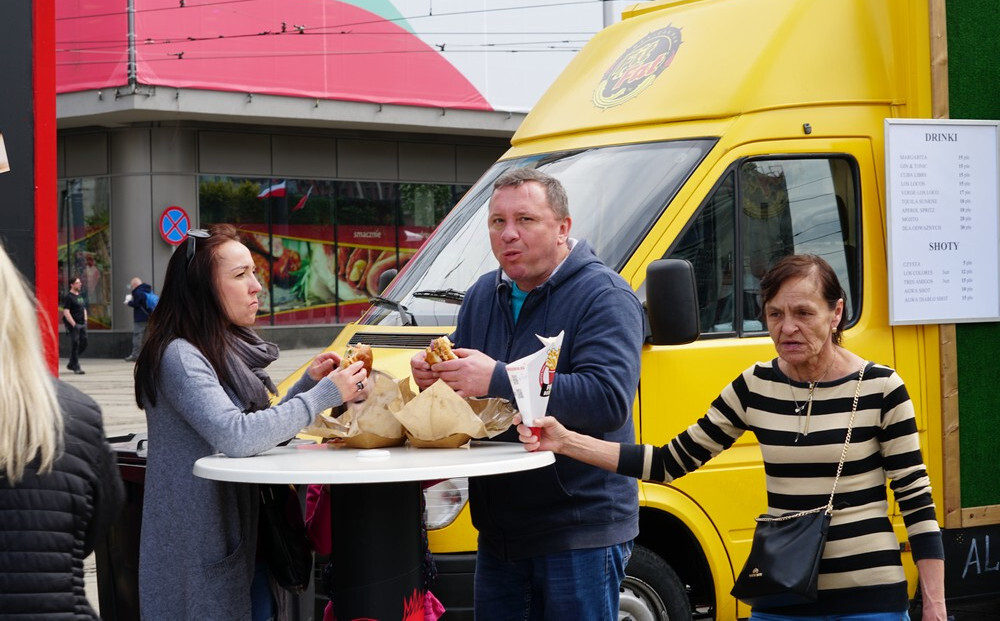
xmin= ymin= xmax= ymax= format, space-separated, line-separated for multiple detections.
xmin=885 ymin=119 xmax=1000 ymax=325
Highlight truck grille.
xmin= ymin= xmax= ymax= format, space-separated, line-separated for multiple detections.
xmin=347 ymin=332 xmax=451 ymax=349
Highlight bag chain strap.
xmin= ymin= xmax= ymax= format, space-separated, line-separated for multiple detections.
xmin=758 ymin=360 xmax=868 ymax=523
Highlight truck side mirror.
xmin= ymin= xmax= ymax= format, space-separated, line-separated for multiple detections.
xmin=645 ymin=259 xmax=700 ymax=345
xmin=377 ymin=268 xmax=398 ymax=294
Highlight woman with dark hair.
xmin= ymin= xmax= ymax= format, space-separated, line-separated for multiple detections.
xmin=516 ymin=254 xmax=947 ymax=621
xmin=134 ymin=224 xmax=368 ymax=620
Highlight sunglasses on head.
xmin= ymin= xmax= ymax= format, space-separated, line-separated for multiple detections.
xmin=185 ymin=228 xmax=210 ymax=265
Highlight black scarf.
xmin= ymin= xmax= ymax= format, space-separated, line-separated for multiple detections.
xmin=224 ymin=326 xmax=279 ymax=412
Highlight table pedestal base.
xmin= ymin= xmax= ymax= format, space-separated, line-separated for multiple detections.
xmin=328 ymin=482 xmax=426 ymax=620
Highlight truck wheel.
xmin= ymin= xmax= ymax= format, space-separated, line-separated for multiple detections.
xmin=620 ymin=544 xmax=691 ymax=621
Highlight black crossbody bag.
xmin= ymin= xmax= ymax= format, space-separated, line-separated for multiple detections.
xmin=259 ymin=483 xmax=314 ymax=594
xmin=731 ymin=361 xmax=866 ymax=609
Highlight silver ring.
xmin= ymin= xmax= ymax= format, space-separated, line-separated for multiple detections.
xmin=355 ymin=381 xmax=365 ymax=391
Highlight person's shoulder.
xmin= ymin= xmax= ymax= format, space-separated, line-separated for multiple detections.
xmin=55 ymin=381 xmax=116 ymax=468
xmin=162 ymin=339 xmax=212 ymax=375
xmin=164 ymin=338 xmax=203 ymax=360
xmin=56 ymin=379 xmax=100 ymax=412
xmin=746 ymin=359 xmax=778 ymax=382
xmin=563 ymin=243 xmax=625 ymax=283
xmin=55 ymin=379 xmax=104 ymax=431
xmin=864 ymin=361 xmax=900 ymax=382
xmin=570 ymin=259 xmax=637 ymax=300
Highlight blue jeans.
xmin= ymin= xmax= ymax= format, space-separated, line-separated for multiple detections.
xmin=251 ymin=559 xmax=275 ymax=621
xmin=474 ymin=541 xmax=633 ymax=621
xmin=750 ymin=611 xmax=910 ymax=621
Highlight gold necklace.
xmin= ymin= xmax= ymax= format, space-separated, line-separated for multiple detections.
xmin=786 ymin=358 xmax=835 ymax=441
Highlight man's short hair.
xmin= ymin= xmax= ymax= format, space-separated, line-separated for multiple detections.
xmin=493 ymin=168 xmax=570 ymax=219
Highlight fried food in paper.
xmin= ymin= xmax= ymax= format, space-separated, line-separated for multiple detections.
xmin=302 ymin=370 xmax=406 ymax=448
xmin=394 ymin=379 xmax=516 ymax=448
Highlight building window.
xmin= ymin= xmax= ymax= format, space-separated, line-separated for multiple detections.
xmin=58 ymin=177 xmax=111 ymax=330
xmin=199 ymin=176 xmax=467 ymax=325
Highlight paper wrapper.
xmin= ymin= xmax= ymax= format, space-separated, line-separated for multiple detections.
xmin=505 ymin=331 xmax=564 ymax=427
xmin=393 ymin=379 xmax=516 ymax=448
xmin=301 ymin=370 xmax=410 ymax=448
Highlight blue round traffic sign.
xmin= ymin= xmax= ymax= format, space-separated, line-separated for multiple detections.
xmin=159 ymin=206 xmax=191 ymax=245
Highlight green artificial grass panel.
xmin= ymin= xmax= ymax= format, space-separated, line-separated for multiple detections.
xmin=955 ymin=323 xmax=1000 ymax=507
xmin=947 ymin=2 xmax=1000 ymax=508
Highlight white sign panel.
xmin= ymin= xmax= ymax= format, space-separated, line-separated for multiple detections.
xmin=885 ymin=119 xmax=1000 ymax=325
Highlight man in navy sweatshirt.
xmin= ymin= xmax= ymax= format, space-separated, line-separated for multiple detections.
xmin=411 ymin=168 xmax=643 ymax=620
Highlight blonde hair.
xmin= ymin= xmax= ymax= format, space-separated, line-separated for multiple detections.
xmin=0 ymin=245 xmax=63 ymax=484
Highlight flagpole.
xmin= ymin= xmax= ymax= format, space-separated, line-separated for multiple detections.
xmin=266 ymin=180 xmax=275 ymax=326
xmin=333 ymin=187 xmax=340 ymax=323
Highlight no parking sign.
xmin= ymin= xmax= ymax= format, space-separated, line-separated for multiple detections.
xmin=159 ymin=206 xmax=191 ymax=245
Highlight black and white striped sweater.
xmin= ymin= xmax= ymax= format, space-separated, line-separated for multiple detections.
xmin=618 ymin=359 xmax=944 ymax=614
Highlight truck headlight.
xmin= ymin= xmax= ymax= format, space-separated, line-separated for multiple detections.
xmin=423 ymin=477 xmax=469 ymax=529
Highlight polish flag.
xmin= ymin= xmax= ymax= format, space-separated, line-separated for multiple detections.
xmin=257 ymin=181 xmax=287 ymax=199
xmin=292 ymin=185 xmax=314 ymax=211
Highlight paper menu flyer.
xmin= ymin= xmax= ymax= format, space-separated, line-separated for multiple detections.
xmin=504 ymin=331 xmax=564 ymax=426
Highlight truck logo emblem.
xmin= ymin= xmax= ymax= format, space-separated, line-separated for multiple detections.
xmin=594 ymin=25 xmax=682 ymax=109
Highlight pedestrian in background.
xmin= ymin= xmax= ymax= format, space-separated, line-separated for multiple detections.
xmin=134 ymin=224 xmax=369 ymax=620
xmin=124 ymin=276 xmax=154 ymax=362
xmin=62 ymin=275 xmax=88 ymax=374
xmin=0 ymin=242 xmax=125 ymax=618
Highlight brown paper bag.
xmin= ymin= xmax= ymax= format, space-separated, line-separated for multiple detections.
xmin=302 ymin=370 xmax=407 ymax=448
xmin=394 ymin=379 xmax=516 ymax=448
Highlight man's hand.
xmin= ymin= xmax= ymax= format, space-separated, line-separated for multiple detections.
xmin=430 ymin=348 xmax=495 ymax=398
xmin=409 ymin=350 xmax=439 ymax=392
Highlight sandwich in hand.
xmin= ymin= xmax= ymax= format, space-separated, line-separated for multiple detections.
xmin=425 ymin=336 xmax=457 ymax=365
xmin=341 ymin=343 xmax=373 ymax=375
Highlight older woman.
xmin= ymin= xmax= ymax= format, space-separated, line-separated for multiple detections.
xmin=134 ymin=224 xmax=369 ymax=620
xmin=517 ymin=254 xmax=947 ymax=621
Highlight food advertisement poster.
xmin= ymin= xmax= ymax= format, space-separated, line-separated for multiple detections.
xmin=236 ymin=224 xmax=431 ymax=324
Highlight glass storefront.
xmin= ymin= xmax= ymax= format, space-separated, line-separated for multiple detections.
xmin=53 ymin=173 xmax=465 ymax=330
xmin=58 ymin=177 xmax=112 ymax=330
xmin=199 ymin=176 xmax=467 ymax=325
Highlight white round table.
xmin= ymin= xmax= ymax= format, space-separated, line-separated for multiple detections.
xmin=193 ymin=440 xmax=553 ymax=619
xmin=193 ymin=439 xmax=554 ymax=484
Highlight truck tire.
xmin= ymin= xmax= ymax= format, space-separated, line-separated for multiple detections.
xmin=620 ymin=544 xmax=691 ymax=621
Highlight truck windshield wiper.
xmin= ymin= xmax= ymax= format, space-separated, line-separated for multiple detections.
xmin=412 ymin=289 xmax=465 ymax=304
xmin=368 ymin=296 xmax=416 ymax=326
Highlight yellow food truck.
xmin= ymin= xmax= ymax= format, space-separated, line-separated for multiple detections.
xmin=281 ymin=0 xmax=1000 ymax=617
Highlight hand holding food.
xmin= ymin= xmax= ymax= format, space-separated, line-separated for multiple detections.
xmin=327 ymin=359 xmax=368 ymax=401
xmin=410 ymin=350 xmax=438 ymax=391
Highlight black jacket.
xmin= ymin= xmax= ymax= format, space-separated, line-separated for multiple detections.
xmin=0 ymin=380 xmax=125 ymax=619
